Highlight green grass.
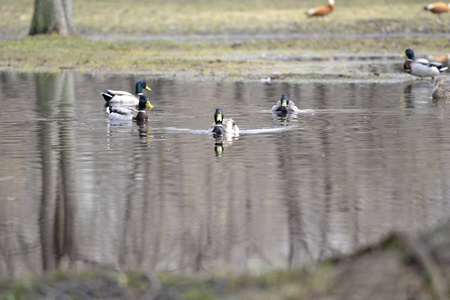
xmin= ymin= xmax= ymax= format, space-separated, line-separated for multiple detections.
xmin=0 ymin=34 xmax=449 ymax=76
xmin=1 ymin=0 xmax=450 ymax=75
xmin=2 ymin=0 xmax=450 ymax=36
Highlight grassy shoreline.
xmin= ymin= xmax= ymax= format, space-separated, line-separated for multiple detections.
xmin=0 ymin=34 xmax=449 ymax=79
xmin=2 ymin=0 xmax=450 ymax=77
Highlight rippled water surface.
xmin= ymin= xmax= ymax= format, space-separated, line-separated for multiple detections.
xmin=1 ymin=71 xmax=450 ymax=279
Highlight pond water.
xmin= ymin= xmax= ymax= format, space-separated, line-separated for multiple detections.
xmin=1 ymin=70 xmax=450 ymax=280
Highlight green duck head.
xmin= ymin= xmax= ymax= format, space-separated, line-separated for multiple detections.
xmin=136 ymin=80 xmax=152 ymax=95
xmin=214 ymin=108 xmax=223 ymax=124
xmin=277 ymin=93 xmax=290 ymax=113
xmin=138 ymin=95 xmax=152 ymax=110
xmin=401 ymin=49 xmax=414 ymax=60
xmin=280 ymin=93 xmax=290 ymax=107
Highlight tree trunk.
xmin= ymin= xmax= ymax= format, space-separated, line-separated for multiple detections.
xmin=29 ymin=0 xmax=75 ymax=36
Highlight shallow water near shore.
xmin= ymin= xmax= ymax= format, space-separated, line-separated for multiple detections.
xmin=1 ymin=70 xmax=450 ymax=279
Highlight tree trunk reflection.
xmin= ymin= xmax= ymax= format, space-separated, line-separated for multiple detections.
xmin=36 ymin=71 xmax=76 ymax=271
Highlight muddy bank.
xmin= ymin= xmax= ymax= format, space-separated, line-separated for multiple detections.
xmin=2 ymin=221 xmax=450 ymax=299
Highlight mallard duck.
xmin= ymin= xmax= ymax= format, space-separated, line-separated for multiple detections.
xmin=432 ymin=77 xmax=450 ymax=99
xmin=101 ymin=80 xmax=152 ymax=106
xmin=306 ymin=0 xmax=335 ymax=18
xmin=401 ymin=48 xmax=448 ymax=81
xmin=208 ymin=108 xmax=239 ymax=135
xmin=107 ymin=95 xmax=152 ymax=121
xmin=424 ymin=2 xmax=450 ymax=22
xmin=271 ymin=94 xmax=299 ymax=113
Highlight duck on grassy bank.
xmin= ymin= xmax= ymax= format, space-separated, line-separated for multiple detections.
xmin=401 ymin=48 xmax=448 ymax=81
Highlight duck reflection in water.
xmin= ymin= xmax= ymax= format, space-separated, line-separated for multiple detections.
xmin=212 ymin=134 xmax=238 ymax=157
xmin=273 ymin=110 xmax=293 ymax=126
xmin=433 ymin=98 xmax=450 ymax=120
xmin=429 ymin=78 xmax=450 ymax=120
xmin=402 ymin=84 xmax=414 ymax=109
xmin=214 ymin=140 xmax=224 ymax=157
xmin=138 ymin=123 xmax=153 ymax=145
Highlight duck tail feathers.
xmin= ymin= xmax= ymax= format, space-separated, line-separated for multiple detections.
xmin=101 ymin=90 xmax=115 ymax=102
xmin=439 ymin=65 xmax=449 ymax=73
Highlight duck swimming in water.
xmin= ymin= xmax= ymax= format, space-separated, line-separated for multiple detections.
xmin=208 ymin=108 xmax=239 ymax=135
xmin=271 ymin=94 xmax=299 ymax=113
xmin=432 ymin=77 xmax=450 ymax=99
xmin=107 ymin=95 xmax=152 ymax=122
xmin=401 ymin=48 xmax=448 ymax=81
xmin=102 ymin=80 xmax=153 ymax=106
